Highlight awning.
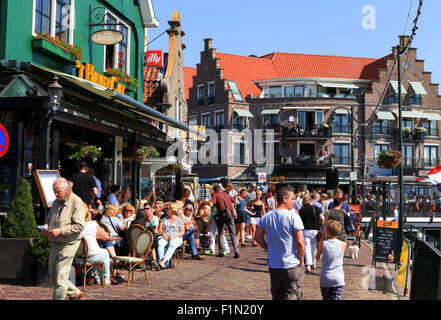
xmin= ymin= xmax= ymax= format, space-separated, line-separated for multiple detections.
xmin=261 ymin=109 xmax=280 ymax=115
xmin=233 ymin=109 xmax=254 ymax=118
xmin=424 ymin=113 xmax=441 ymax=121
xmin=409 ymin=82 xmax=427 ymax=95
xmin=317 ymin=81 xmax=359 ymax=89
xmin=389 ymin=81 xmax=407 ymax=94
xmin=392 ymin=110 xmax=425 ymax=118
xmin=29 ymin=63 xmax=206 ymax=139
xmin=334 ymin=108 xmax=350 ymax=115
xmin=375 ymin=111 xmax=395 ymax=120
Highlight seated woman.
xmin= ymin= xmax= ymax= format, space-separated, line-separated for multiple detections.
xmin=81 ymin=204 xmax=113 ymax=286
xmin=182 ymin=204 xmax=203 ymax=260
xmin=194 ymin=202 xmax=210 ymax=249
xmin=151 ymin=203 xmax=185 ymax=270
xmin=100 ymin=204 xmax=126 ymax=257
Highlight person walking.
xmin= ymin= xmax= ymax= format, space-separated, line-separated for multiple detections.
xmin=299 ymin=194 xmax=324 ymax=272
xmin=210 ymin=184 xmax=240 ymax=258
xmin=254 ymin=187 xmax=305 ymax=300
xmin=324 ymin=198 xmax=348 ymax=243
xmin=248 ymin=190 xmax=265 ymax=247
xmin=40 ymin=177 xmax=85 ymax=300
xmin=234 ymin=189 xmax=252 ymax=247
xmin=316 ymin=220 xmax=347 ymax=300
xmin=69 ymin=161 xmax=97 ymax=207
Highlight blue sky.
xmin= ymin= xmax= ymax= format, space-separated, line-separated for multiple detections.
xmin=149 ymin=0 xmax=441 ymax=90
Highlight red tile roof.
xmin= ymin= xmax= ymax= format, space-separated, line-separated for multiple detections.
xmin=205 ymin=51 xmax=388 ymax=100
xmin=184 ymin=66 xmax=196 ymax=99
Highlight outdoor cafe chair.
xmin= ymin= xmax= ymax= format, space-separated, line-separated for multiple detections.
xmin=127 ymin=224 xmax=146 ymax=256
xmin=113 ymin=231 xmax=153 ymax=286
xmin=73 ymin=237 xmax=105 ymax=291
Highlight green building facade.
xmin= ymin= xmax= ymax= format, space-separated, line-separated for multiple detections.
xmin=0 ymin=0 xmax=190 ymax=219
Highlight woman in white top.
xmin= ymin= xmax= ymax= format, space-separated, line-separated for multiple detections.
xmin=81 ymin=204 xmax=113 ymax=286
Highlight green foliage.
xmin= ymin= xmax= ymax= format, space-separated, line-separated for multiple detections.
xmin=69 ymin=143 xmax=102 ymax=162
xmin=30 ymin=233 xmax=51 ymax=267
xmin=2 ymin=177 xmax=39 ymax=239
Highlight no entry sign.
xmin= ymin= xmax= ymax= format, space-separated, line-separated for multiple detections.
xmin=0 ymin=124 xmax=9 ymax=158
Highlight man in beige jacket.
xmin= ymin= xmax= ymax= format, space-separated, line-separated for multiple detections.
xmin=41 ymin=177 xmax=85 ymax=300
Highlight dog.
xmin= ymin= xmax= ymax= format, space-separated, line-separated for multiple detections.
xmin=348 ymin=245 xmax=359 ymax=259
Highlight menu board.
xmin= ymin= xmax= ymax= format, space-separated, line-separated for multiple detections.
xmin=33 ymin=170 xmax=60 ymax=209
xmin=374 ymin=220 xmax=399 ymax=263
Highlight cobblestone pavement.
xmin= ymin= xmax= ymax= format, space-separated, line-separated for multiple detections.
xmin=0 ymin=238 xmax=408 ymax=300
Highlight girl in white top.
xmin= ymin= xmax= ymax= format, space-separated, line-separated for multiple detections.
xmin=81 ymin=204 xmax=113 ymax=286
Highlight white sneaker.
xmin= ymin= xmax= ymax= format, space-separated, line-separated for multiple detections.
xmin=246 ymin=235 xmax=252 ymax=240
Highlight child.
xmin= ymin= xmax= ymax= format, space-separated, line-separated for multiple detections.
xmin=315 ymin=220 xmax=347 ymax=300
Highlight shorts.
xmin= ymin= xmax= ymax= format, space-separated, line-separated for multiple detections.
xmin=101 ymin=241 xmax=114 ymax=248
xmin=234 ymin=215 xmax=247 ymax=224
xmin=249 ymin=217 xmax=261 ymax=225
xmin=269 ymin=265 xmax=305 ymax=300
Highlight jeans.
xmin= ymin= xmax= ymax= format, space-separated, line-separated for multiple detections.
xmin=208 ymin=221 xmax=229 ymax=253
xmin=216 ymin=213 xmax=240 ymax=255
xmin=183 ymin=226 xmax=198 ymax=256
xmin=157 ymin=236 xmax=183 ymax=263
xmin=303 ymin=229 xmax=318 ymax=266
xmin=87 ymin=248 xmax=111 ymax=284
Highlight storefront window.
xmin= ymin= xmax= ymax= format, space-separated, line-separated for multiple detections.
xmin=23 ymin=122 xmax=42 ymax=177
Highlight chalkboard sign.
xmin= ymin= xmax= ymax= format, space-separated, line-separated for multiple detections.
xmin=374 ymin=220 xmax=399 ymax=263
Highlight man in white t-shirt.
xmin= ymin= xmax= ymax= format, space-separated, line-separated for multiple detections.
xmin=254 ymin=187 xmax=305 ymax=300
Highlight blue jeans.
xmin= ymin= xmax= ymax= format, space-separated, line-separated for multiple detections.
xmin=157 ymin=236 xmax=183 ymax=263
xmin=183 ymin=226 xmax=198 ymax=256
xmin=87 ymin=249 xmax=111 ymax=284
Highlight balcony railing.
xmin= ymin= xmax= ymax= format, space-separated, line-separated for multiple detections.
xmin=281 ymin=156 xmax=333 ymax=168
xmin=259 ymin=93 xmax=357 ymax=99
xmin=282 ymin=125 xmax=332 ymax=138
xmin=208 ymin=96 xmax=215 ymax=105
xmin=400 ymin=157 xmax=440 ymax=169
xmin=197 ymin=98 xmax=204 ymax=107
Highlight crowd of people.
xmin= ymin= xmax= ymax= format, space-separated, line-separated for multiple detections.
xmin=41 ymin=161 xmax=357 ymax=301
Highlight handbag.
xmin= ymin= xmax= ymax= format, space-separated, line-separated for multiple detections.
xmin=213 ymin=193 xmax=232 ymax=225
xmin=344 ymin=211 xmax=356 ymax=234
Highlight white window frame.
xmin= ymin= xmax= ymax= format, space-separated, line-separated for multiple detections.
xmin=197 ymin=85 xmax=205 ymax=100
xmin=208 ymin=81 xmax=215 ymax=97
xmin=201 ymin=112 xmax=211 ymax=128
xmin=214 ymin=109 xmax=224 ymax=128
xmin=32 ymin=0 xmax=75 ymax=45
xmin=232 ymin=140 xmax=249 ymax=165
xmin=103 ymin=10 xmax=131 ymax=74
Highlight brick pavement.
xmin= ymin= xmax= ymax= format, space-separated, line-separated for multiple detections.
xmin=0 ymin=238 xmax=407 ymax=300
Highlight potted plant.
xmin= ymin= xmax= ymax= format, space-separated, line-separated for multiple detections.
xmin=105 ymin=67 xmax=139 ymax=91
xmin=377 ymin=149 xmax=402 ymax=169
xmin=0 ymin=177 xmax=51 ymax=285
xmin=69 ymin=143 xmax=102 ymax=163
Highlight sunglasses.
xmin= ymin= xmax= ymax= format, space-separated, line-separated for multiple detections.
xmin=144 ymin=207 xmax=152 ymax=210
xmin=123 ymin=209 xmax=132 ymax=212
xmin=184 ymin=208 xmax=192 ymax=211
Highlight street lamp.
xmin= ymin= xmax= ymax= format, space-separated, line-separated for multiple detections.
xmin=42 ymin=75 xmax=63 ymax=169
xmin=47 ymin=75 xmax=63 ymax=113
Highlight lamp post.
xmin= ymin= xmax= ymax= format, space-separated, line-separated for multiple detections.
xmin=42 ymin=75 xmax=63 ymax=169
xmin=330 ymin=105 xmax=376 ymax=203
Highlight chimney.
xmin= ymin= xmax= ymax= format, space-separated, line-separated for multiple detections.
xmin=204 ymin=38 xmax=213 ymax=51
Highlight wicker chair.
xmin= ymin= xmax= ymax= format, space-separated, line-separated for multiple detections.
xmin=114 ymin=231 xmax=154 ymax=286
xmin=73 ymin=237 xmax=105 ymax=291
xmin=127 ymin=224 xmax=146 ymax=256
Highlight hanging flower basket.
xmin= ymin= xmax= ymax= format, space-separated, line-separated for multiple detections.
xmin=69 ymin=143 xmax=102 ymax=162
xmin=377 ymin=149 xmax=402 ymax=169
xmin=129 ymin=145 xmax=160 ymax=162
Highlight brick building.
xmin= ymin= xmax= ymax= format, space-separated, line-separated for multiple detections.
xmin=185 ymin=37 xmax=441 ymax=191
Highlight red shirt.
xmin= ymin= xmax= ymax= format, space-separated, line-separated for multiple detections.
xmin=211 ymin=191 xmax=235 ymax=213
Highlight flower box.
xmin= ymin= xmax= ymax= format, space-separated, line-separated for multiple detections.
xmin=32 ymin=38 xmax=76 ymax=63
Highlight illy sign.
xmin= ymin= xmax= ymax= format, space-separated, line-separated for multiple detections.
xmin=146 ymin=50 xmax=164 ymax=67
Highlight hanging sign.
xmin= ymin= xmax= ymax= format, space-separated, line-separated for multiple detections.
xmin=0 ymin=124 xmax=9 ymax=158
xmin=145 ymin=50 xmax=164 ymax=67
xmin=91 ymin=30 xmax=124 ymax=45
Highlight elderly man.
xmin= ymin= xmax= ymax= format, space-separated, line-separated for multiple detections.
xmin=40 ymin=177 xmax=85 ymax=300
